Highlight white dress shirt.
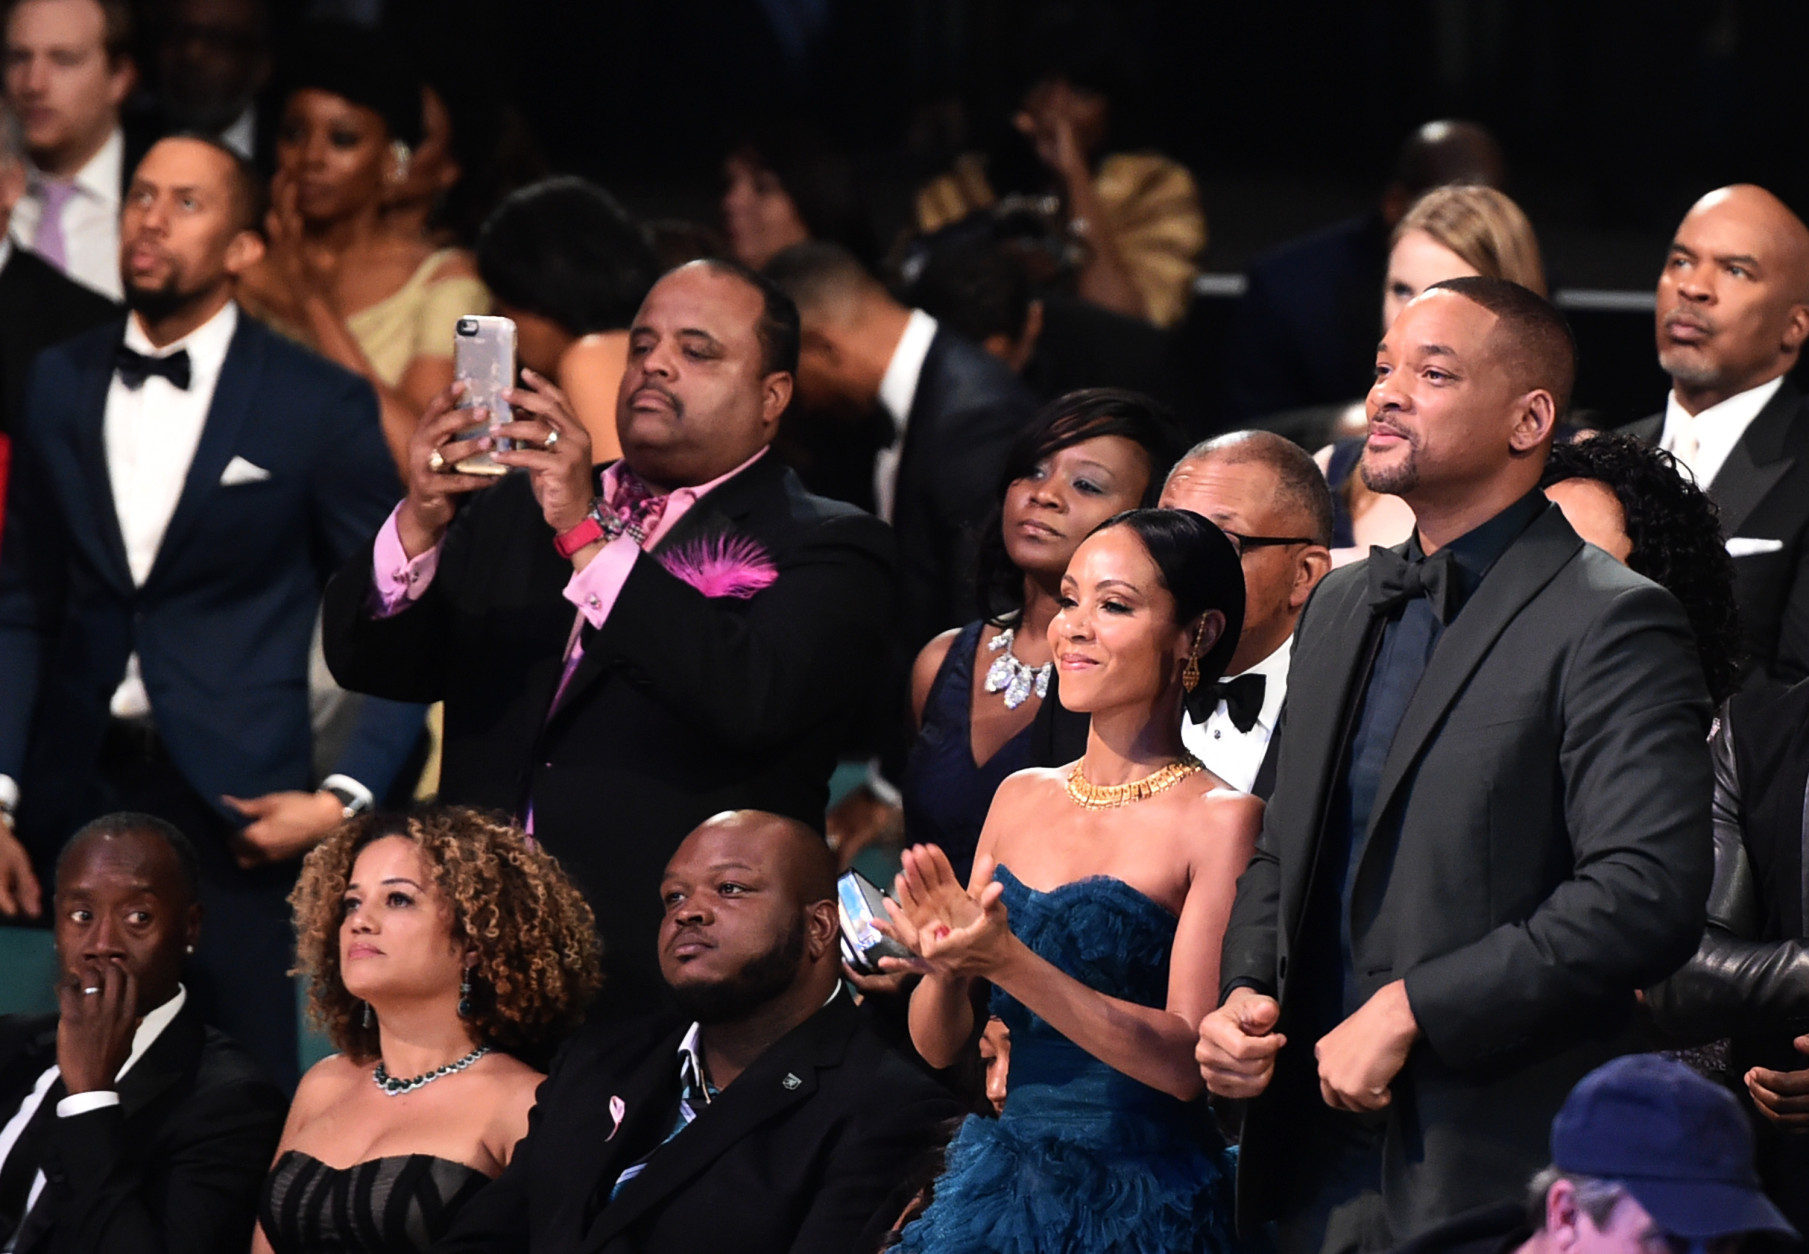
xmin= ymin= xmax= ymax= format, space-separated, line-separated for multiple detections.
xmin=1181 ymin=635 xmax=1293 ymax=794
xmin=1659 ymin=375 xmax=1784 ymax=491
xmin=106 ymin=302 xmax=240 ymax=718
xmin=0 ymin=986 xmax=187 ymax=1248
xmin=9 ymin=127 xmax=124 ymax=301
xmin=872 ymin=308 xmax=938 ymax=523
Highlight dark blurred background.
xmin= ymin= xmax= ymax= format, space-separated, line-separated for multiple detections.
xmin=132 ymin=0 xmax=1809 ymax=427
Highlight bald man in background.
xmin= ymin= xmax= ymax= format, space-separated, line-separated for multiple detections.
xmin=1622 ymin=184 xmax=1809 ymax=689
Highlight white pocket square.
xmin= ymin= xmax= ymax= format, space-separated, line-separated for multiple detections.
xmin=1727 ymin=536 xmax=1784 ymax=557
xmin=219 ymin=456 xmax=271 ymax=486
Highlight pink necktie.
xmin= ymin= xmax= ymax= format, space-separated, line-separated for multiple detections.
xmin=32 ymin=180 xmax=77 ymax=272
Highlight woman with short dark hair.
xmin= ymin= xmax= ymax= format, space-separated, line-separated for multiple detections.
xmin=476 ymin=177 xmax=660 ymax=462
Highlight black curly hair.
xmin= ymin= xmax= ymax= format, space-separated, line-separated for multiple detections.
xmin=1542 ymin=433 xmax=1743 ymax=703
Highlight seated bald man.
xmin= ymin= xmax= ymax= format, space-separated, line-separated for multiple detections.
xmin=0 ymin=813 xmax=286 ymax=1254
xmin=434 ymin=811 xmax=962 ymax=1254
xmin=1621 ymin=184 xmax=1809 ymax=689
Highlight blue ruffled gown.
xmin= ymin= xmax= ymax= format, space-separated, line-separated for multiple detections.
xmin=896 ymin=864 xmax=1241 ymax=1254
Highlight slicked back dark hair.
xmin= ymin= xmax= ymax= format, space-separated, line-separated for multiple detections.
xmin=685 ymin=257 xmax=800 ymax=377
xmin=59 ymin=812 xmax=200 ymax=907
xmin=1542 ymin=433 xmax=1743 ymax=703
xmin=1091 ymin=508 xmax=1245 ymax=683
xmin=1427 ymin=275 xmax=1577 ymax=419
xmin=974 ymin=388 xmax=1186 ymax=624
xmin=477 ymin=177 xmax=659 ymax=336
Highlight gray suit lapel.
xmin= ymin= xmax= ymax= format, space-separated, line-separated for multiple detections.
xmin=1711 ymin=439 xmax=1793 ymax=539
xmin=1275 ymin=569 xmax=1380 ymax=944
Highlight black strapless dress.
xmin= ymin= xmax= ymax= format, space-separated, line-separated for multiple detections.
xmin=259 ymin=1151 xmax=493 ymax=1254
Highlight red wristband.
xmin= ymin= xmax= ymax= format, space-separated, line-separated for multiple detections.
xmin=553 ymin=514 xmax=606 ymax=560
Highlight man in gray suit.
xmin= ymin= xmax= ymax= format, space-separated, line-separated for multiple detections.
xmin=1198 ymin=277 xmax=1714 ymax=1254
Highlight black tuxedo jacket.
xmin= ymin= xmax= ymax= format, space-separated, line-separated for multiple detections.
xmin=1220 ymin=504 xmax=1714 ymax=1239
xmin=0 ymin=249 xmax=117 ymax=438
xmin=434 ymin=996 xmax=962 ymax=1254
xmin=322 ymin=453 xmax=896 ymax=1008
xmin=0 ymin=314 xmax=412 ymax=869
xmin=891 ymin=327 xmax=1038 ymax=657
xmin=1622 ymin=382 xmax=1809 ymax=689
xmin=0 ymin=1001 xmax=285 ymax=1254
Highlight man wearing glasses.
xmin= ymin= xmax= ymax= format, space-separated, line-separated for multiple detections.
xmin=1159 ymin=430 xmax=1334 ymax=798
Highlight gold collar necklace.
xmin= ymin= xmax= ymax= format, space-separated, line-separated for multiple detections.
xmin=1065 ymin=753 xmax=1204 ymax=809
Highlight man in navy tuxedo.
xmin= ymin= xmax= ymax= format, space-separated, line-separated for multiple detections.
xmin=0 ymin=134 xmax=415 ymax=1084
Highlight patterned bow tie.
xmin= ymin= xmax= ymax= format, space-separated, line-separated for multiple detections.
xmin=115 ymin=345 xmax=192 ymax=391
xmin=1366 ymin=546 xmax=1457 ymax=624
xmin=607 ymin=472 xmax=670 ymax=547
xmin=1184 ymin=671 xmax=1266 ymax=731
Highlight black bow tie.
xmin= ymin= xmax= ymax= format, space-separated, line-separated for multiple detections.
xmin=1366 ymin=545 xmax=1457 ymax=623
xmin=1185 ymin=671 xmax=1266 ymax=731
xmin=115 ymin=345 xmax=192 ymax=390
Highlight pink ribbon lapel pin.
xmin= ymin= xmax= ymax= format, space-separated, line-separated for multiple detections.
xmin=607 ymin=1094 xmax=627 ymax=1141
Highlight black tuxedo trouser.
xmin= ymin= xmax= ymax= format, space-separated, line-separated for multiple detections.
xmin=97 ymin=724 xmax=299 ymax=1089
xmin=1276 ymin=1109 xmax=1390 ymax=1254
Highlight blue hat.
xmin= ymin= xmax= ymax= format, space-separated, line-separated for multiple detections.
xmin=1551 ymin=1054 xmax=1796 ymax=1241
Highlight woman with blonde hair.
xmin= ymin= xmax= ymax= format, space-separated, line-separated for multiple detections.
xmin=1320 ymin=184 xmax=1548 ymax=558
xmin=253 ymin=808 xmax=602 ymax=1254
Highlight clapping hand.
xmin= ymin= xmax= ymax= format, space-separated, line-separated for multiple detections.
xmin=876 ymin=846 xmax=1012 ymax=980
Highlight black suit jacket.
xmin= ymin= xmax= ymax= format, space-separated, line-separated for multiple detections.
xmin=891 ymin=327 xmax=1039 ymax=658
xmin=434 ymin=996 xmax=962 ymax=1254
xmin=0 ymin=1001 xmax=286 ymax=1254
xmin=1648 ymin=679 xmax=1809 ymax=1069
xmin=1218 ymin=214 xmax=1390 ymax=422
xmin=322 ymin=453 xmax=896 ymax=1008
xmin=0 ymin=249 xmax=117 ymax=438
xmin=1622 ymin=382 xmax=1809 ymax=689
xmin=0 ymin=314 xmax=413 ymax=871
xmin=1220 ymin=504 xmax=1714 ymax=1239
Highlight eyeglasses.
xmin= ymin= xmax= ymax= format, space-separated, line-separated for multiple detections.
xmin=1221 ymin=531 xmax=1316 ymax=557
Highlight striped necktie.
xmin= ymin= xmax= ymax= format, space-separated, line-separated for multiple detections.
xmin=608 ymin=1055 xmax=714 ymax=1200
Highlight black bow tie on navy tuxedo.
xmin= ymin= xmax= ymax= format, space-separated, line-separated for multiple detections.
xmin=1366 ymin=545 xmax=1458 ymax=624
xmin=115 ymin=345 xmax=192 ymax=390
xmin=1184 ymin=672 xmax=1266 ymax=731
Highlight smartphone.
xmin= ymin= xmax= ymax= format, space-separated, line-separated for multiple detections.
xmin=451 ymin=315 xmax=517 ymax=476
xmin=837 ymin=869 xmax=914 ymax=977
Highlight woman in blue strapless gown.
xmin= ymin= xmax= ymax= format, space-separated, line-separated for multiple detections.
xmin=899 ymin=390 xmax=1184 ymax=884
xmin=885 ymin=509 xmax=1261 ymax=1254
xmin=254 ymin=809 xmax=602 ymax=1254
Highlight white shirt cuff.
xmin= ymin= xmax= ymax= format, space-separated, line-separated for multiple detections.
xmin=0 ymin=774 xmax=18 ymax=812
xmin=57 ymin=1090 xmax=120 ymax=1117
xmin=320 ymin=774 xmax=374 ymax=814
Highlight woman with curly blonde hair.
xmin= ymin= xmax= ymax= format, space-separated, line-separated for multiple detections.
xmin=253 ymin=808 xmax=602 ymax=1254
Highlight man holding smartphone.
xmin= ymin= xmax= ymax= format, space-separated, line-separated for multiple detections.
xmin=323 ymin=258 xmax=897 ymax=1015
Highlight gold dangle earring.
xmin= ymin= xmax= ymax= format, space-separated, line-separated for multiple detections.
xmin=1181 ymin=624 xmax=1204 ymax=692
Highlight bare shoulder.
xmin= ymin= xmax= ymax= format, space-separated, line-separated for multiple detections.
xmin=995 ymin=765 xmax=1066 ymax=805
xmin=911 ymin=628 xmax=964 ymax=700
xmin=1180 ymin=778 xmax=1264 ymax=855
xmin=293 ymin=1053 xmax=366 ymax=1114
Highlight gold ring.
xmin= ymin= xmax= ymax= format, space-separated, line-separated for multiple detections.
xmin=427 ymin=448 xmax=447 ymax=472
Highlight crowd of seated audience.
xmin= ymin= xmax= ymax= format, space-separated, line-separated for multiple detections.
xmin=5 ymin=0 xmax=1809 ymax=1251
